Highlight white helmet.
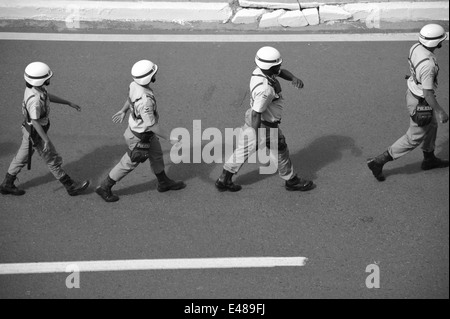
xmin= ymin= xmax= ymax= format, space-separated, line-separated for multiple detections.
xmin=131 ymin=60 xmax=158 ymax=86
xmin=24 ymin=62 xmax=53 ymax=86
xmin=419 ymin=24 xmax=447 ymax=48
xmin=255 ymin=46 xmax=282 ymax=70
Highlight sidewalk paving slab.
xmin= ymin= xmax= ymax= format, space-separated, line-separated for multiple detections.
xmin=0 ymin=0 xmax=448 ymax=31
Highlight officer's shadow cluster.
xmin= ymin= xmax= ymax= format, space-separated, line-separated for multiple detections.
xmin=235 ymin=135 xmax=363 ymax=186
xmin=0 ymin=132 xmax=364 ymax=197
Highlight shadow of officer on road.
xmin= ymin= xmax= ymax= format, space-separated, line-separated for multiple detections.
xmin=236 ymin=134 xmax=363 ymax=186
xmin=19 ymin=144 xmax=125 ymax=194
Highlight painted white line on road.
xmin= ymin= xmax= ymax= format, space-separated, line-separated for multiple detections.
xmin=0 ymin=257 xmax=308 ymax=275
xmin=1 ymin=32 xmax=448 ymax=42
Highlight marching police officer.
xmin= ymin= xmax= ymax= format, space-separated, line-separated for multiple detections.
xmin=368 ymin=24 xmax=449 ymax=181
xmin=216 ymin=46 xmax=315 ymax=192
xmin=96 ymin=60 xmax=186 ymax=202
xmin=0 ymin=62 xmax=90 ymax=196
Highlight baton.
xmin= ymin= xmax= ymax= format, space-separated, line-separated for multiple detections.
xmin=27 ymin=127 xmax=34 ymax=170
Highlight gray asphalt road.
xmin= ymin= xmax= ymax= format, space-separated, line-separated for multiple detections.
xmin=0 ymin=38 xmax=448 ymax=299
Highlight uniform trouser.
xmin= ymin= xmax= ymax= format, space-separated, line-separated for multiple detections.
xmin=388 ymin=89 xmax=438 ymax=160
xmin=109 ymin=127 xmax=165 ymax=182
xmin=8 ymin=126 xmax=66 ymax=180
xmin=223 ymin=123 xmax=295 ymax=181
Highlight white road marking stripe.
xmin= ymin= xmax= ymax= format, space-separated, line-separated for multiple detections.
xmin=0 ymin=257 xmax=308 ymax=275
xmin=1 ymin=32 xmax=448 ymax=42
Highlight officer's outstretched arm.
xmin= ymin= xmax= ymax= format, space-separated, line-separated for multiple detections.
xmin=424 ymin=89 xmax=449 ymax=123
xmin=279 ymin=69 xmax=304 ymax=89
xmin=48 ymin=94 xmax=81 ymax=112
xmin=112 ymin=100 xmax=131 ymax=123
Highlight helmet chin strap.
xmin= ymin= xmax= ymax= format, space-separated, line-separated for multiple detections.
xmin=143 ymin=77 xmax=156 ymax=87
xmin=261 ymin=65 xmax=281 ymax=78
xmin=260 ymin=68 xmax=271 ymax=76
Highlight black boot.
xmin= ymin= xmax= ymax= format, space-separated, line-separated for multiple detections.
xmin=156 ymin=171 xmax=186 ymax=193
xmin=285 ymin=174 xmax=314 ymax=191
xmin=59 ymin=174 xmax=90 ymax=196
xmin=95 ymin=175 xmax=119 ymax=202
xmin=421 ymin=151 xmax=449 ymax=170
xmin=215 ymin=169 xmax=242 ymax=192
xmin=367 ymin=151 xmax=393 ymax=182
xmin=0 ymin=173 xmax=25 ymax=196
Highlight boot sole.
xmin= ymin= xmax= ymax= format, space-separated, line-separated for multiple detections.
xmin=67 ymin=181 xmax=91 ymax=196
xmin=216 ymin=186 xmax=242 ymax=192
xmin=215 ymin=181 xmax=242 ymax=192
xmin=422 ymin=166 xmax=449 ymax=171
xmin=157 ymin=182 xmax=187 ymax=193
xmin=285 ymin=182 xmax=315 ymax=192
xmin=0 ymin=189 xmax=26 ymax=196
xmin=95 ymin=187 xmax=120 ymax=202
xmin=421 ymin=162 xmax=449 ymax=170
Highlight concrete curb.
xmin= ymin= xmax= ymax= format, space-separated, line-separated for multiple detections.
xmin=0 ymin=0 xmax=233 ymax=24
xmin=0 ymin=0 xmax=448 ymax=30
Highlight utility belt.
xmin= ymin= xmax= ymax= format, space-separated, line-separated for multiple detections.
xmin=129 ymin=129 xmax=155 ymax=163
xmin=130 ymin=129 xmax=155 ymax=143
xmin=261 ymin=120 xmax=281 ymax=128
xmin=405 ymin=74 xmax=422 ymax=86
